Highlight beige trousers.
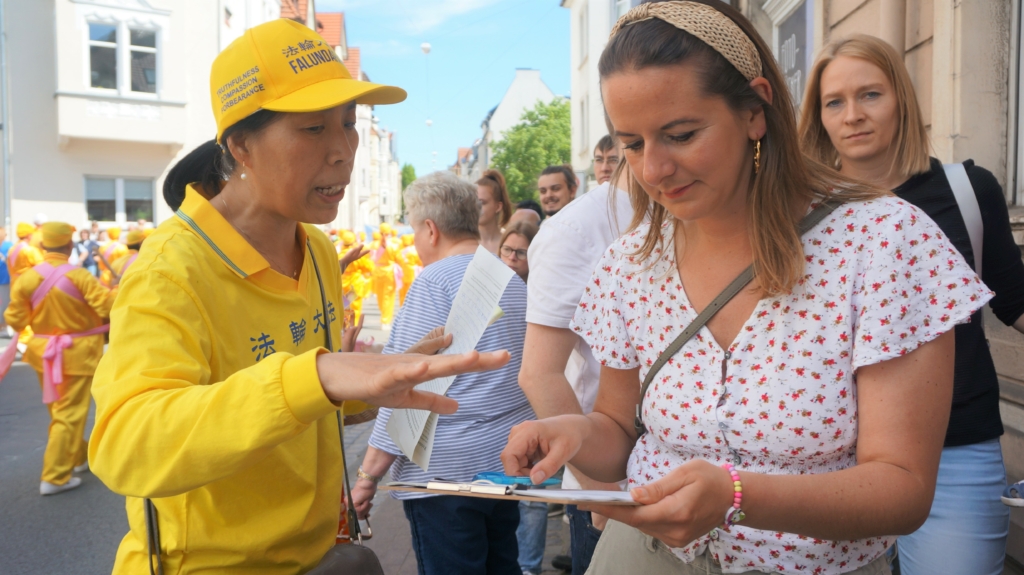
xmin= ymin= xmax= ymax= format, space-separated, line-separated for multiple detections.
xmin=586 ymin=519 xmax=892 ymax=575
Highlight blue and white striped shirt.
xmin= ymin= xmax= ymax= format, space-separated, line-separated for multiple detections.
xmin=368 ymin=252 xmax=533 ymax=499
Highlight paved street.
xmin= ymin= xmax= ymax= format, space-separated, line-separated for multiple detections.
xmin=0 ymin=297 xmax=569 ymax=574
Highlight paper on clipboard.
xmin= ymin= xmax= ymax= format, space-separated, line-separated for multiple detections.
xmin=380 ymin=482 xmax=640 ymax=506
xmin=386 ymin=246 xmax=516 ymax=470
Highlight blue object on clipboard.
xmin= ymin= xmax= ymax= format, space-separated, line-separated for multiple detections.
xmin=472 ymin=472 xmax=560 ymax=488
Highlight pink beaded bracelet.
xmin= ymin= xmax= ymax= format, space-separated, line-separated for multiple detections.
xmin=721 ymin=462 xmax=746 ymax=527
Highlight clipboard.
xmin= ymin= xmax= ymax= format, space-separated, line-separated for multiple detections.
xmin=381 ymin=481 xmax=640 ymax=506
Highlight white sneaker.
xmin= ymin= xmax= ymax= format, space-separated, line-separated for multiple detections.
xmin=40 ymin=476 xmax=82 ymax=496
xmin=73 ymin=462 xmax=89 ymax=474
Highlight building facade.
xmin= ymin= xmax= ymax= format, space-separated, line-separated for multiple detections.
xmin=0 ymin=0 xmax=280 ymax=230
xmin=0 ymin=0 xmax=399 ymax=234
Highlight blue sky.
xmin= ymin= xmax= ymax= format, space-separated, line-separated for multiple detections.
xmin=317 ymin=0 xmax=570 ymax=177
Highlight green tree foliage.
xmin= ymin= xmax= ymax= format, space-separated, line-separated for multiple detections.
xmin=490 ymin=99 xmax=571 ymax=203
xmin=401 ymin=163 xmax=417 ymax=190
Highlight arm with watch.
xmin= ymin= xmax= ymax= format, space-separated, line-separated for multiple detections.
xmin=351 ymin=447 xmax=396 ymax=519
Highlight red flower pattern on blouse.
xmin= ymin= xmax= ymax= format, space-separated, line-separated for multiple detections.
xmin=570 ymin=198 xmax=992 ymax=574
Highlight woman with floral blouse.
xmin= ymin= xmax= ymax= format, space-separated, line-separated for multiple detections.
xmin=501 ymin=2 xmax=991 ymax=574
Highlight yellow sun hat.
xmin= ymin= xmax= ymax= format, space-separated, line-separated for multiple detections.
xmin=107 ymin=227 xmax=121 ymax=241
xmin=402 ymin=234 xmax=414 ymax=246
xmin=41 ymin=222 xmax=76 ymax=249
xmin=15 ymin=222 xmax=34 ymax=239
xmin=211 ymin=19 xmax=406 ymax=142
xmin=126 ymin=230 xmax=146 ymax=246
xmin=340 ymin=230 xmax=356 ymax=245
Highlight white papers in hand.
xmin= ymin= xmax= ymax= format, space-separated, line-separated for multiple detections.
xmin=387 ymin=246 xmax=515 ymax=470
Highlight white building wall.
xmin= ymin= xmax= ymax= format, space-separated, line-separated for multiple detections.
xmin=0 ymin=0 xmax=278 ymax=231
xmin=564 ymin=0 xmax=635 ymax=187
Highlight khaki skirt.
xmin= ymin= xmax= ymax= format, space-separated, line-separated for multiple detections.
xmin=585 ymin=519 xmax=891 ymax=575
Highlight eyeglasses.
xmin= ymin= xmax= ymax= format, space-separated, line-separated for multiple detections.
xmin=500 ymin=245 xmax=528 ymax=260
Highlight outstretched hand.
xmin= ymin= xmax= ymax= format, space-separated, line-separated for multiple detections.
xmin=339 ymin=243 xmax=370 ymax=273
xmin=317 ymin=347 xmax=510 ymax=414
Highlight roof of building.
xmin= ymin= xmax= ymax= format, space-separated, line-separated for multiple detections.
xmin=317 ymin=12 xmax=345 ymax=47
xmin=457 ymin=147 xmax=471 ymax=162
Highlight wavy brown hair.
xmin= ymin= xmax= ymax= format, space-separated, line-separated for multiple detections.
xmin=603 ymin=0 xmax=887 ymax=296
xmin=799 ymin=34 xmax=931 ymax=179
xmin=475 ymin=169 xmax=512 ymax=227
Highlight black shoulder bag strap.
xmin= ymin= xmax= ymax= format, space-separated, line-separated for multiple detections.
xmin=633 ymin=200 xmax=844 ymax=436
xmin=307 ymin=239 xmax=366 ymax=543
xmin=143 ymin=240 xmax=366 ymax=575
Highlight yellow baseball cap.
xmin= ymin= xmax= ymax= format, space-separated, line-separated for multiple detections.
xmin=126 ymin=230 xmax=146 ymax=245
xmin=211 ymin=19 xmax=406 ymax=142
xmin=15 ymin=222 xmax=34 ymax=239
xmin=42 ymin=222 xmax=75 ymax=249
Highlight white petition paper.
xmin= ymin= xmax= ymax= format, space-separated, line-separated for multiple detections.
xmin=387 ymin=246 xmax=515 ymax=470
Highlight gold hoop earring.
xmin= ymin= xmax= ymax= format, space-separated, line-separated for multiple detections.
xmin=753 ymin=139 xmax=761 ymax=175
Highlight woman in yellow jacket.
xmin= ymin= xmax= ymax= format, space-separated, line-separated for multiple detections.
xmin=88 ymin=19 xmax=508 ymax=575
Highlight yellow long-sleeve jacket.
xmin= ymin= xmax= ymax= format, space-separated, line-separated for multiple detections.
xmin=89 ymin=186 xmax=368 ymax=574
xmin=4 ymin=253 xmax=116 ymax=374
xmin=7 ymin=240 xmax=43 ymax=284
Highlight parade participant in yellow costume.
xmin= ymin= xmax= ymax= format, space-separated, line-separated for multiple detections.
xmin=86 ymin=19 xmax=508 ymax=575
xmin=371 ymin=223 xmax=400 ymax=328
xmin=339 ymin=230 xmax=372 ymax=324
xmin=8 ymin=223 xmax=45 ymax=345
xmin=398 ymin=234 xmax=420 ymax=306
xmin=8 ymin=222 xmax=43 ymax=284
xmin=3 ymin=222 xmax=116 ymax=495
xmin=28 ymin=214 xmax=48 ymax=250
xmin=110 ymin=230 xmax=146 ymax=279
xmin=97 ymin=227 xmax=128 ymax=287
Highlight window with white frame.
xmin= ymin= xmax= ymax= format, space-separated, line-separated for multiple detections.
xmin=89 ymin=23 xmax=118 ymax=89
xmin=86 ymin=177 xmax=154 ymax=224
xmin=88 ymin=22 xmax=159 ymax=95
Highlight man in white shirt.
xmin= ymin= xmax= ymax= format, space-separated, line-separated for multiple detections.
xmin=517 ymin=157 xmax=633 ymax=574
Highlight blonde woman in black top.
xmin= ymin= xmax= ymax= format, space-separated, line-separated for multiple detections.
xmin=800 ymin=33 xmax=1024 ymax=575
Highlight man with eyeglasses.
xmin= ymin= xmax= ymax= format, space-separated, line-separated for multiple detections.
xmin=592 ymin=135 xmax=620 ymax=187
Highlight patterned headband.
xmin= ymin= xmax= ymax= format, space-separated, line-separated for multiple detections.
xmin=609 ymin=1 xmax=763 ymax=82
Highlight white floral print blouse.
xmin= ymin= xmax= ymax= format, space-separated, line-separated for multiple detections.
xmin=570 ymin=197 xmax=992 ymax=574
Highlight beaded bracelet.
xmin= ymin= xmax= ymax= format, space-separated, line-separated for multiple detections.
xmin=721 ymin=462 xmax=746 ymax=527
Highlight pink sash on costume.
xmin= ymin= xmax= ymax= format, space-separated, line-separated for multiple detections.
xmin=36 ymin=326 xmax=109 ymax=404
xmin=394 ymin=266 xmax=404 ymax=293
xmin=0 ymin=263 xmax=109 ymax=402
xmin=7 ymin=241 xmax=25 ymax=274
xmin=121 ymin=253 xmax=138 ymax=275
xmin=103 ymin=243 xmax=118 ymax=261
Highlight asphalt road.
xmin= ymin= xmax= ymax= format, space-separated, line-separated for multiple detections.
xmin=0 ymin=359 xmax=126 ymax=575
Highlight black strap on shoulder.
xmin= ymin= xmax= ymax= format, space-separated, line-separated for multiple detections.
xmin=308 ymin=239 xmax=363 ymax=543
xmin=633 ymin=200 xmax=843 ymax=436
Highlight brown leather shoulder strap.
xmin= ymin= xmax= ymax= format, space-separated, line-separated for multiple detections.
xmin=633 ymin=199 xmax=843 ymax=436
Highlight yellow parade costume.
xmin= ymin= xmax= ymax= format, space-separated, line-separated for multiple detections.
xmin=98 ymin=227 xmax=129 ymax=287
xmin=370 ymin=225 xmax=400 ymax=327
xmin=398 ymin=234 xmax=420 ymax=306
xmin=89 ymin=186 xmax=371 ymax=575
xmin=109 ymin=230 xmax=146 ymax=279
xmin=9 ymin=223 xmax=44 ymax=344
xmin=339 ymin=230 xmax=372 ymax=324
xmin=4 ymin=223 xmax=117 ymax=486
